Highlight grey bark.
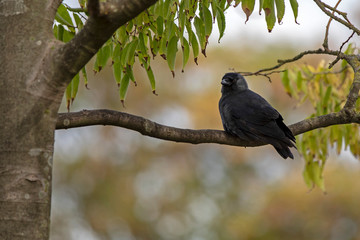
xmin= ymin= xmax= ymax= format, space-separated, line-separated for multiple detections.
xmin=0 ymin=0 xmax=61 ymax=238
xmin=0 ymin=0 xmax=157 ymax=239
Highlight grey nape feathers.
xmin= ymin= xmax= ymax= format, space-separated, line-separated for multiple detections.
xmin=219 ymin=72 xmax=296 ymax=159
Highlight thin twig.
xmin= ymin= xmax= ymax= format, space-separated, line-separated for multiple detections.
xmin=239 ymin=70 xmax=285 ymax=82
xmin=339 ymin=31 xmax=356 ymax=53
xmin=323 ymin=0 xmax=342 ymax=50
xmin=318 ymin=0 xmax=350 ymax=23
xmin=328 ymin=31 xmax=356 ymax=68
xmin=314 ymin=0 xmax=360 ymax=35
xmin=343 ymin=57 xmax=360 ymax=109
xmin=235 ymin=49 xmax=341 ymax=78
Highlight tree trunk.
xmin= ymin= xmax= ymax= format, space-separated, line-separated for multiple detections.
xmin=0 ymin=0 xmax=160 ymax=238
xmin=0 ymin=0 xmax=62 ymax=239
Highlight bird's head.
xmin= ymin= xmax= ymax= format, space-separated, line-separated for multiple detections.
xmin=221 ymin=72 xmax=248 ymax=92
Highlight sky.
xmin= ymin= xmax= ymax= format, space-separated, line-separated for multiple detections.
xmin=211 ymin=0 xmax=359 ymax=49
xmin=64 ymin=0 xmax=360 ymax=49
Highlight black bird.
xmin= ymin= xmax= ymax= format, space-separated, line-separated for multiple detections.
xmin=219 ymin=72 xmax=296 ymax=159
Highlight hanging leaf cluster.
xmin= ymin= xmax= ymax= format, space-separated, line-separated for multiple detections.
xmin=281 ymin=44 xmax=360 ymax=191
xmin=97 ymin=0 xmax=232 ymax=104
xmin=54 ymin=0 xmax=300 ymax=107
xmin=240 ymin=0 xmax=299 ymax=32
xmin=53 ymin=4 xmax=87 ymax=111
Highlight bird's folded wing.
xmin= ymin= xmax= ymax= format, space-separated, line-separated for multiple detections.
xmin=230 ymin=90 xmax=280 ymax=125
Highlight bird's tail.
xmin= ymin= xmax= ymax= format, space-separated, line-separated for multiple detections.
xmin=276 ymin=118 xmax=296 ymax=143
xmin=274 ymin=145 xmax=294 ymax=159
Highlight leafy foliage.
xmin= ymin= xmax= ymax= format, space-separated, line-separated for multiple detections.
xmin=281 ymin=44 xmax=360 ymax=190
xmin=54 ymin=0 xmax=299 ymax=106
xmin=53 ymin=4 xmax=87 ymax=111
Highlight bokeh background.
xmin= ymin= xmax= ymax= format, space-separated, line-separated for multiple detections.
xmin=52 ymin=1 xmax=360 ymax=239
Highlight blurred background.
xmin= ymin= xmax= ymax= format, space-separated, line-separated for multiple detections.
xmin=52 ymin=1 xmax=360 ymax=239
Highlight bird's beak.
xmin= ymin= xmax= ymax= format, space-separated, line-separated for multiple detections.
xmin=221 ymin=78 xmax=231 ymax=86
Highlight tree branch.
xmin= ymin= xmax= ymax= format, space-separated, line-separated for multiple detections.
xmin=238 ymin=48 xmax=341 ymax=78
xmin=52 ymin=0 xmax=158 ymax=88
xmin=313 ymin=0 xmax=360 ymax=36
xmin=322 ymin=0 xmax=342 ymax=50
xmin=56 ymin=109 xmax=360 ymax=147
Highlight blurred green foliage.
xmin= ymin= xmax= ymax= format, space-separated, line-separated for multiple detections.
xmin=281 ymin=44 xmax=360 ymax=190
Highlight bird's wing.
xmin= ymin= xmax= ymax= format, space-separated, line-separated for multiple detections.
xmin=225 ymin=90 xmax=293 ymax=143
xmin=231 ymin=90 xmax=280 ymax=125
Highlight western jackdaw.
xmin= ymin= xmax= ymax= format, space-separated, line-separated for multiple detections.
xmin=219 ymin=72 xmax=296 ymax=159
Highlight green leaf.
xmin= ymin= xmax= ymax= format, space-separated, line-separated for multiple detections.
xmin=119 ymin=74 xmax=130 ymax=103
xmin=162 ymin=0 xmax=171 ymax=18
xmin=336 ymin=135 xmax=343 ymax=155
xmin=289 ymin=0 xmax=299 ymax=24
xmin=202 ymin=4 xmax=213 ymax=38
xmin=116 ymin=26 xmax=129 ymax=45
xmin=344 ymin=43 xmax=355 ymax=54
xmin=125 ymin=39 xmax=139 ymax=65
xmin=57 ymin=24 xmax=64 ymax=41
xmin=241 ymin=0 xmax=255 ymax=23
xmin=194 ymin=16 xmax=206 ymax=56
xmin=73 ymin=13 xmax=83 ymax=30
xmin=178 ymin=5 xmax=186 ymax=34
xmin=187 ymin=23 xmax=199 ymax=64
xmin=303 ymin=161 xmax=314 ymax=189
xmin=181 ymin=38 xmax=190 ymax=72
xmin=146 ymin=66 xmax=156 ymax=94
xmin=113 ymin=61 xmax=123 ymax=86
xmin=138 ymin=32 xmax=148 ymax=55
xmin=53 ymin=24 xmax=58 ymax=39
xmin=234 ymin=0 xmax=241 ymax=8
xmin=263 ymin=0 xmax=276 ymax=32
xmin=281 ymin=70 xmax=292 ymax=96
xmin=296 ymin=71 xmax=302 ymax=90
xmin=159 ymin=36 xmax=168 ymax=59
xmin=153 ymin=0 xmax=163 ymax=17
xmin=187 ymin=0 xmax=197 ymax=20
xmin=127 ymin=66 xmax=136 ymax=85
xmin=71 ymin=73 xmax=80 ymax=101
xmin=78 ymin=0 xmax=86 ymax=9
xmin=126 ymin=20 xmax=134 ymax=33
xmin=344 ymin=124 xmax=351 ymax=148
xmin=322 ymin=85 xmax=332 ymax=109
xmin=312 ymin=161 xmax=326 ymax=192
xmin=112 ymin=44 xmax=121 ymax=63
xmin=55 ymin=4 xmax=75 ymax=29
xmin=62 ymin=29 xmax=75 ymax=43
xmin=82 ymin=67 xmax=88 ymax=89
xmin=55 ymin=13 xmax=74 ymax=29
xmin=166 ymin=36 xmax=179 ymax=77
xmin=275 ymin=0 xmax=285 ymax=24
xmin=156 ymin=16 xmax=164 ymax=37
xmin=216 ymin=6 xmax=226 ymax=43
xmin=211 ymin=1 xmax=218 ymax=21
xmin=150 ymin=36 xmax=160 ymax=58
xmin=94 ymin=44 xmax=112 ymax=72
xmin=165 ymin=20 xmax=177 ymax=42
xmin=259 ymin=0 xmax=264 ymax=14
